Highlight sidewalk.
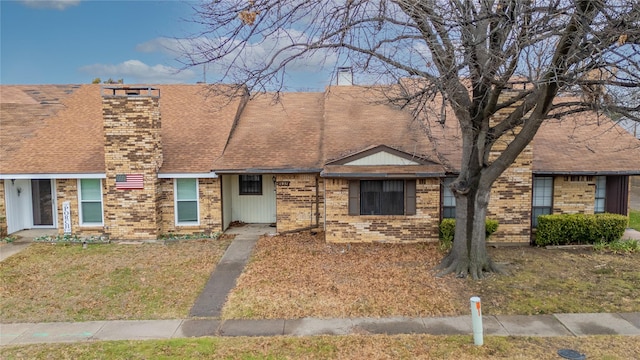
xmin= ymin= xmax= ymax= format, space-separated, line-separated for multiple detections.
xmin=1 ymin=313 xmax=639 ymax=345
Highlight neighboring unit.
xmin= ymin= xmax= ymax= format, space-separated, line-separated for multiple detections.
xmin=1 ymin=82 xmax=638 ymax=244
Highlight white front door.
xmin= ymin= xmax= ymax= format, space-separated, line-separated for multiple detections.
xmin=5 ymin=179 xmax=32 ymax=234
xmin=5 ymin=179 xmax=56 ymax=234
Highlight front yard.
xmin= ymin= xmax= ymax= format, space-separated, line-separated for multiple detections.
xmin=2 ymin=231 xmax=639 ymax=324
xmin=223 ymin=232 xmax=640 ymax=319
xmin=0 ymin=237 xmax=232 ymax=323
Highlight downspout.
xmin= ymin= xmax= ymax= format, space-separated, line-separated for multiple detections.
xmin=315 ymin=176 xmax=320 ymax=227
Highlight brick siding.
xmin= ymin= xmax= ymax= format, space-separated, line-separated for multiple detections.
xmin=553 ymin=176 xmax=596 ymax=214
xmin=275 ymin=174 xmax=324 ymax=232
xmin=102 ymin=93 xmax=163 ymax=240
xmin=55 ymin=178 xmax=106 ymax=236
xmin=324 ymin=178 xmax=440 ymax=243
xmin=159 ymin=178 xmax=223 ymax=236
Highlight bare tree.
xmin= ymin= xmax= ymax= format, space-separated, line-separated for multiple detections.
xmin=181 ymin=0 xmax=640 ymax=279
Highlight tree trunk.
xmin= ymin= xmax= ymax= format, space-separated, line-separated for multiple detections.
xmin=436 ymin=172 xmax=504 ymax=279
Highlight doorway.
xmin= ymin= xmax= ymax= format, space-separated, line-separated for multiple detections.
xmin=31 ymin=179 xmax=54 ymax=226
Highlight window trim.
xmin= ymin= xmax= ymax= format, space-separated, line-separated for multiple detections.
xmin=174 ymin=178 xmax=200 ymax=226
xmin=594 ymin=176 xmax=606 ymax=214
xmin=532 ymin=176 xmax=554 ymax=228
xmin=239 ymin=174 xmax=263 ymax=195
xmin=349 ymin=179 xmax=416 ymax=216
xmin=441 ymin=177 xmax=456 ymax=219
xmin=77 ymin=179 xmax=104 ymax=226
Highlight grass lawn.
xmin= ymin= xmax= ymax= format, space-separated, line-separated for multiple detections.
xmin=629 ymin=209 xmax=640 ymax=231
xmin=2 ymin=335 xmax=639 ymax=359
xmin=223 ymin=232 xmax=640 ymax=319
xmin=0 ymin=237 xmax=232 ymax=323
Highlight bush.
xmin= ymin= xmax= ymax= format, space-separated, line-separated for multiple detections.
xmin=535 ymin=213 xmax=628 ymax=246
xmin=439 ymin=218 xmax=499 ymax=251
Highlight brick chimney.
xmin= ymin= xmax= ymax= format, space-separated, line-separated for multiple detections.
xmin=102 ymin=86 xmax=163 ymax=240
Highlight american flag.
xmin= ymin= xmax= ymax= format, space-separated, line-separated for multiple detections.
xmin=115 ymin=174 xmax=144 ymax=190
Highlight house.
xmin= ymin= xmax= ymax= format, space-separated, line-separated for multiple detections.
xmin=1 ymin=82 xmax=638 ymax=244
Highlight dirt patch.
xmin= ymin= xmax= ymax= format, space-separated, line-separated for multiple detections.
xmin=224 ymin=232 xmax=640 ymax=319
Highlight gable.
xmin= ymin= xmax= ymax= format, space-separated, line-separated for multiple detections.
xmin=344 ymin=151 xmax=420 ymax=166
xmin=327 ymin=145 xmax=437 ymax=166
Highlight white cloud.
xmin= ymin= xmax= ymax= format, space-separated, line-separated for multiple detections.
xmin=79 ymin=60 xmax=197 ymax=84
xmin=19 ymin=0 xmax=81 ymax=10
xmin=136 ymin=29 xmax=338 ymax=79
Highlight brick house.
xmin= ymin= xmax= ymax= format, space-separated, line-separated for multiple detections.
xmin=1 ymin=83 xmax=638 ymax=244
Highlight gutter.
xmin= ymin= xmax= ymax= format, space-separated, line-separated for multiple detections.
xmin=320 ymin=172 xmax=446 ymax=178
xmin=533 ymin=170 xmax=640 ymax=176
xmin=213 ymin=168 xmax=323 ymax=174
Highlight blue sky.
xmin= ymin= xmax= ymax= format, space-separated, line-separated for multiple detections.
xmin=0 ymin=0 xmax=333 ymax=89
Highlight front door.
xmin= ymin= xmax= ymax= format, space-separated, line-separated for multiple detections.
xmin=31 ymin=179 xmax=54 ymax=226
xmin=5 ymin=179 xmax=56 ymax=234
xmin=605 ymin=175 xmax=629 ymax=215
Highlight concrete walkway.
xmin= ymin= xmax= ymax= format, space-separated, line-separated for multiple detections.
xmin=1 ymin=313 xmax=639 ymax=345
xmin=0 ymin=229 xmax=56 ymax=262
xmin=189 ymin=224 xmax=276 ymax=317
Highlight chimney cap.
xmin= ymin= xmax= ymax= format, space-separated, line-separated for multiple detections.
xmin=336 ymin=67 xmax=353 ymax=86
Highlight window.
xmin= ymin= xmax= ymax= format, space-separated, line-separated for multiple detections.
xmin=442 ymin=178 xmax=456 ymax=219
xmin=532 ymin=177 xmax=553 ymax=227
xmin=594 ymin=176 xmax=606 ymax=213
xmin=349 ymin=180 xmax=416 ymax=216
xmin=78 ymin=179 xmax=103 ymax=225
xmin=175 ymin=178 xmax=199 ymax=224
xmin=239 ymin=175 xmax=262 ymax=195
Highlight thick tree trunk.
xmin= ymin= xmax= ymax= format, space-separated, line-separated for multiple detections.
xmin=436 ymin=174 xmax=504 ymax=279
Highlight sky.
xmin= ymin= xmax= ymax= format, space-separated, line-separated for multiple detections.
xmin=0 ymin=0 xmax=334 ymax=90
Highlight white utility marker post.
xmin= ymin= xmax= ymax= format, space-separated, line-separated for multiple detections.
xmin=470 ymin=296 xmax=483 ymax=346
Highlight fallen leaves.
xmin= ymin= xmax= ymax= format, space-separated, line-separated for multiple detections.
xmin=223 ymin=232 xmax=468 ymax=319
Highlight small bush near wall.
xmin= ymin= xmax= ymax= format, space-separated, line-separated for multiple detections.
xmin=439 ymin=218 xmax=499 ymax=251
xmin=535 ymin=213 xmax=628 ymax=246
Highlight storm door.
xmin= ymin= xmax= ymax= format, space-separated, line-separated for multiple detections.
xmin=31 ymin=179 xmax=54 ymax=226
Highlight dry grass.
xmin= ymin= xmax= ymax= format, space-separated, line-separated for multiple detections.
xmin=224 ymin=232 xmax=640 ymax=319
xmin=2 ymin=335 xmax=639 ymax=359
xmin=0 ymin=237 xmax=232 ymax=323
xmin=470 ymin=246 xmax=640 ymax=315
xmin=223 ymin=232 xmax=469 ymax=319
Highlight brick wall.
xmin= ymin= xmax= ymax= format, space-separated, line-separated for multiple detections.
xmin=159 ymin=178 xmax=223 ymax=236
xmin=275 ymin=174 xmax=324 ymax=232
xmin=486 ymin=92 xmax=533 ymax=243
xmin=55 ymin=179 xmax=106 ymax=236
xmin=324 ymin=178 xmax=440 ymax=243
xmin=553 ymin=176 xmax=595 ymax=214
xmin=102 ymin=90 xmax=162 ymax=240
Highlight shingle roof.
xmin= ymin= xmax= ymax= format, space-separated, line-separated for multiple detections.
xmin=0 ymin=84 xmax=243 ymax=176
xmin=532 ymin=112 xmax=640 ymax=174
xmin=1 ymin=84 xmax=638 ymax=177
xmin=157 ymin=85 xmax=244 ymax=174
xmin=0 ymin=84 xmax=103 ymax=175
xmin=211 ymin=92 xmax=325 ymax=172
xmin=322 ymin=86 xmax=441 ymax=165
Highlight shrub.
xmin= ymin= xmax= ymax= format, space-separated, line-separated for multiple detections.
xmin=439 ymin=218 xmax=499 ymax=251
xmin=535 ymin=213 xmax=628 ymax=246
